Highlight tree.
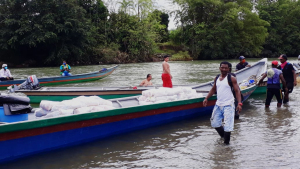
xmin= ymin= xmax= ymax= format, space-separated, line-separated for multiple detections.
xmin=257 ymin=0 xmax=300 ymax=57
xmin=0 ymin=0 xmax=98 ymax=65
xmin=172 ymin=0 xmax=269 ymax=59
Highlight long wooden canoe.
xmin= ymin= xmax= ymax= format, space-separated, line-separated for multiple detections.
xmin=16 ymin=59 xmax=267 ymax=103
xmin=0 ymin=59 xmax=266 ymax=163
xmin=0 ymin=65 xmax=118 ymax=90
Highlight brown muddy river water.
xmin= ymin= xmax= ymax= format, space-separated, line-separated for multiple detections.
xmin=1 ymin=58 xmax=300 ymax=168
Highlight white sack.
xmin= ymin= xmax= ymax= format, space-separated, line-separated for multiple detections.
xmin=40 ymin=100 xmax=60 ymax=111
xmin=43 ymin=111 xmax=60 ymax=118
xmin=98 ymin=99 xmax=113 ymax=106
xmin=58 ymin=109 xmax=74 ymax=116
xmin=35 ymin=108 xmax=51 ymax=117
xmin=72 ymin=96 xmax=99 ymax=107
xmin=51 ymin=103 xmax=67 ymax=111
xmin=74 ymin=107 xmax=92 ymax=114
xmin=101 ymin=105 xmax=116 ymax=110
xmin=90 ymin=106 xmax=105 ymax=112
xmin=61 ymin=100 xmax=85 ymax=109
xmin=138 ymin=96 xmax=147 ymax=101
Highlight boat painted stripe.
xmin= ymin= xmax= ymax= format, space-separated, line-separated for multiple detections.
xmin=0 ymin=105 xmax=214 ymax=163
xmin=0 ymin=97 xmax=210 ymax=134
xmin=0 ymin=100 xmax=216 ymax=142
xmin=0 ymin=67 xmax=117 ymax=87
xmin=39 ymin=71 xmax=113 ymax=84
xmin=0 ymin=70 xmax=114 ymax=87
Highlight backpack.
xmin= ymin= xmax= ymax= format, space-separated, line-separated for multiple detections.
xmin=215 ymin=73 xmax=244 ymax=102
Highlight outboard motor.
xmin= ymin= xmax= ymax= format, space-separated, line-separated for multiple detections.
xmin=0 ymin=94 xmax=32 ymax=123
xmin=19 ymin=75 xmax=40 ymax=90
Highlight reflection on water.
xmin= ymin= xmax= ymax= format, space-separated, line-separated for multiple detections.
xmin=1 ymin=58 xmax=300 ymax=168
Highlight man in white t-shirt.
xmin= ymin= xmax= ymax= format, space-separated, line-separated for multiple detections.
xmin=203 ymin=61 xmax=242 ymax=145
xmin=0 ymin=64 xmax=14 ymax=81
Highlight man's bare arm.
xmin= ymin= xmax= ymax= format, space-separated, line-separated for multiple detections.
xmin=203 ymin=78 xmax=217 ymax=107
xmin=231 ymin=77 xmax=242 ymax=113
xmin=139 ymin=80 xmax=145 ymax=86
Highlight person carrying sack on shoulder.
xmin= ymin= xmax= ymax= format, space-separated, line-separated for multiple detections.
xmin=259 ymin=60 xmax=288 ymax=108
xmin=60 ymin=60 xmax=72 ymax=76
xmin=203 ymin=61 xmax=242 ymax=145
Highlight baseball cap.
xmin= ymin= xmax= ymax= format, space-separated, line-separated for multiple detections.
xmin=278 ymin=54 xmax=287 ymax=60
xmin=298 ymin=55 xmax=300 ymax=59
xmin=267 ymin=69 xmax=275 ymax=78
xmin=2 ymin=64 xmax=7 ymax=68
xmin=271 ymin=60 xmax=278 ymax=66
xmin=239 ymin=56 xmax=245 ymax=60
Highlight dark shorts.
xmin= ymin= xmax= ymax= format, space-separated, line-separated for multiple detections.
xmin=286 ymin=82 xmax=294 ymax=93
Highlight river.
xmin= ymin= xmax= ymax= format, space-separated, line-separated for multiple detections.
xmin=1 ymin=58 xmax=300 ymax=168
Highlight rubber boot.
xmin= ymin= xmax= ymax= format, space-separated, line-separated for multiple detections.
xmin=224 ymin=132 xmax=231 ymax=145
xmin=215 ymin=126 xmax=224 ymax=138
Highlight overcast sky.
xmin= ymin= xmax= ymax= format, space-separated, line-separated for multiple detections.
xmin=103 ymin=0 xmax=179 ymax=30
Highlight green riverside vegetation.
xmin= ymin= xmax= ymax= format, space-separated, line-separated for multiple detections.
xmin=0 ymin=0 xmax=300 ymax=66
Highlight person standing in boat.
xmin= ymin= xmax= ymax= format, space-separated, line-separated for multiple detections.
xmin=259 ymin=61 xmax=288 ymax=108
xmin=203 ymin=61 xmax=242 ymax=145
xmin=236 ymin=56 xmax=251 ymax=71
xmin=60 ymin=61 xmax=72 ymax=76
xmin=0 ymin=64 xmax=14 ymax=81
xmin=139 ymin=74 xmax=153 ymax=86
xmin=277 ymin=54 xmax=296 ymax=103
xmin=162 ymin=55 xmax=172 ymax=88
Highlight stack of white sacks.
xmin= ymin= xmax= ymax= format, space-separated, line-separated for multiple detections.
xmin=139 ymin=87 xmax=203 ymax=105
xmin=35 ymin=96 xmax=115 ymax=118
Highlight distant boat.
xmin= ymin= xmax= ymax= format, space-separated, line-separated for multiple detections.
xmin=16 ymin=59 xmax=267 ymax=103
xmin=0 ymin=65 xmax=118 ymax=90
xmin=0 ymin=59 xmax=267 ymax=163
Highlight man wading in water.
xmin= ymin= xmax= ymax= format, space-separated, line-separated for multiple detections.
xmin=203 ymin=61 xmax=242 ymax=144
xmin=162 ymin=55 xmax=172 ymax=88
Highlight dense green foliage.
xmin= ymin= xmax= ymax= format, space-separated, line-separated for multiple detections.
xmin=0 ymin=0 xmax=300 ymax=66
xmin=0 ymin=0 xmax=167 ymax=65
xmin=171 ymin=0 xmax=269 ymax=59
xmin=257 ymin=0 xmax=300 ymax=57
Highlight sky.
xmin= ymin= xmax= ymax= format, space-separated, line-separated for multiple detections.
xmin=102 ymin=0 xmax=179 ymax=30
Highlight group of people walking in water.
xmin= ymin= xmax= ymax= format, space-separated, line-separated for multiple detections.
xmin=205 ymin=54 xmax=298 ymax=145
xmin=139 ymin=54 xmax=298 ymax=145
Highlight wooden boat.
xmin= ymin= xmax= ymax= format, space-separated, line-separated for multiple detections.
xmin=0 ymin=65 xmax=118 ymax=90
xmin=0 ymin=59 xmax=266 ymax=163
xmin=16 ymin=59 xmax=267 ymax=103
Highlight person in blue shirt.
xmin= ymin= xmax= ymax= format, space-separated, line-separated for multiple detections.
xmin=259 ymin=60 xmax=288 ymax=108
xmin=60 ymin=61 xmax=72 ymax=76
xmin=236 ymin=56 xmax=251 ymax=71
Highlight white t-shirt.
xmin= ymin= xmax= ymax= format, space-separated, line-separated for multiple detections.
xmin=0 ymin=69 xmax=12 ymax=78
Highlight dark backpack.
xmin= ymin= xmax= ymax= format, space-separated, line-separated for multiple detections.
xmin=215 ymin=73 xmax=244 ymax=102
